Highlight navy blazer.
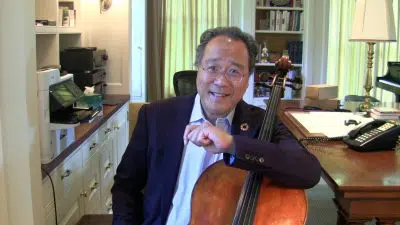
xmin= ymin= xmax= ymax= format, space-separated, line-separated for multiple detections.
xmin=111 ymin=95 xmax=321 ymax=225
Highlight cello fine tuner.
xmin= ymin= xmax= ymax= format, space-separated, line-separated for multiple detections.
xmin=240 ymin=123 xmax=249 ymax=131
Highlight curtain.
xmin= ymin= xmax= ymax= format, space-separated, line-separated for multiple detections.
xmin=326 ymin=0 xmax=400 ymax=102
xmin=147 ymin=0 xmax=165 ymax=101
xmin=163 ymin=0 xmax=229 ymax=98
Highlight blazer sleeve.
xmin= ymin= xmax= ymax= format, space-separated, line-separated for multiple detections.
xmin=223 ymin=120 xmax=321 ymax=189
xmin=111 ymin=105 xmax=148 ymax=225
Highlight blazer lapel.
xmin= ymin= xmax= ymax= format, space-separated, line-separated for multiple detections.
xmin=160 ymin=95 xmax=195 ymax=223
xmin=231 ymin=100 xmax=263 ymax=138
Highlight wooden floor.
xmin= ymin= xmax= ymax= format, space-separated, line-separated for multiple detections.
xmin=306 ymin=179 xmax=400 ymax=225
xmin=76 ymin=215 xmax=112 ymax=225
xmin=76 ymin=178 xmax=400 ymax=225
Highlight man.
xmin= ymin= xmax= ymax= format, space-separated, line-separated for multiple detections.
xmin=111 ymin=27 xmax=321 ymax=225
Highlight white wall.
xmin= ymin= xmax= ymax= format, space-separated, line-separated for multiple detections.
xmin=0 ymin=117 xmax=8 ymax=225
xmin=81 ymin=0 xmax=130 ymax=95
xmin=0 ymin=0 xmax=43 ymax=224
xmin=302 ymin=0 xmax=330 ymax=86
xmin=230 ymin=0 xmax=256 ymax=104
xmin=130 ymin=0 xmax=147 ymax=102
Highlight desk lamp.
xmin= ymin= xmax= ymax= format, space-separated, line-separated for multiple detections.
xmin=349 ymin=0 xmax=397 ymax=112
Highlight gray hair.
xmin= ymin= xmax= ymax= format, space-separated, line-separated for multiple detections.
xmin=194 ymin=27 xmax=258 ymax=74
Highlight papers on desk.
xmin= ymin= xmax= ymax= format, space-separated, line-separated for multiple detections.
xmin=288 ymin=111 xmax=374 ymax=138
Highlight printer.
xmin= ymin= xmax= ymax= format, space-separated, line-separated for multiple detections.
xmin=37 ymin=69 xmax=83 ymax=164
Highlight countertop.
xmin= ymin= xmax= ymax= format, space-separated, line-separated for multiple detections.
xmin=41 ymin=95 xmax=130 ymax=178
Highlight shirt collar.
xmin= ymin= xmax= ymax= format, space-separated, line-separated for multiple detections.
xmin=189 ymin=94 xmax=235 ymax=125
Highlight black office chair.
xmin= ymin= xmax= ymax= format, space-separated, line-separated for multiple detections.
xmin=173 ymin=70 xmax=198 ymax=96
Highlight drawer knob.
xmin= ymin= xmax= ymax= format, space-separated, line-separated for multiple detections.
xmin=105 ymin=128 xmax=112 ymax=134
xmin=106 ymin=204 xmax=113 ymax=211
xmin=105 ymin=163 xmax=113 ymax=170
xmin=89 ymin=143 xmax=97 ymax=150
xmin=61 ymin=170 xmax=71 ymax=180
xmin=90 ymin=182 xmax=99 ymax=191
xmin=80 ymin=192 xmax=87 ymax=197
xmin=106 ymin=202 xmax=113 ymax=213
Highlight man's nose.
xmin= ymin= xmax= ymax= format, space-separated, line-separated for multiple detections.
xmin=213 ymin=72 xmax=230 ymax=83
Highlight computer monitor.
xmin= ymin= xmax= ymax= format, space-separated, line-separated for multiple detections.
xmin=50 ymin=79 xmax=83 ymax=112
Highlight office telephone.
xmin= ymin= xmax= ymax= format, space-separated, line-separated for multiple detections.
xmin=343 ymin=120 xmax=400 ymax=152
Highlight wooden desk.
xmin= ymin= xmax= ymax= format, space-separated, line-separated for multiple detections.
xmin=279 ymin=101 xmax=400 ymax=225
xmin=76 ymin=215 xmax=112 ymax=225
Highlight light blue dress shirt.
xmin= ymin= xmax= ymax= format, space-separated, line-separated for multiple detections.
xmin=165 ymin=94 xmax=234 ymax=225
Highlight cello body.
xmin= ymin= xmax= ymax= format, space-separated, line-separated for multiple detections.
xmin=190 ymin=161 xmax=307 ymax=225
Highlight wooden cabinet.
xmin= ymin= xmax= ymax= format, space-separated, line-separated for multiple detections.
xmin=82 ymin=148 xmax=101 ymax=215
xmin=99 ymin=137 xmax=115 ymax=214
xmin=42 ymin=103 xmax=129 ymax=224
xmin=113 ymin=110 xmax=129 ymax=168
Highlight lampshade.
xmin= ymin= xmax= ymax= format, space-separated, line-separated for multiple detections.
xmin=350 ymin=0 xmax=397 ymax=42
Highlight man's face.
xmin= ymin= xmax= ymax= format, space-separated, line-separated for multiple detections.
xmin=197 ymin=35 xmax=250 ymax=120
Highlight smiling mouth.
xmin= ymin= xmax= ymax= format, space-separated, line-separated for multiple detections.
xmin=210 ymin=91 xmax=229 ymax=97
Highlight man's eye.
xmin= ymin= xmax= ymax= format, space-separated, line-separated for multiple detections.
xmin=206 ymin=66 xmax=218 ymax=73
xmin=227 ymin=68 xmax=241 ymax=77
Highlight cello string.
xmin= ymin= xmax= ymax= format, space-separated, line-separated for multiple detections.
xmin=242 ymin=172 xmax=259 ymax=225
xmin=234 ymin=71 xmax=288 ymax=224
xmin=245 ymin=172 xmax=262 ymax=225
xmin=234 ymin=172 xmax=255 ymax=225
xmin=239 ymin=84 xmax=283 ymax=224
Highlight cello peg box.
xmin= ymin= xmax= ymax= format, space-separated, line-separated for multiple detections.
xmin=306 ymin=84 xmax=338 ymax=100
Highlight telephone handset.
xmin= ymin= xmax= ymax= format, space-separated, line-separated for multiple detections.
xmin=343 ymin=120 xmax=400 ymax=152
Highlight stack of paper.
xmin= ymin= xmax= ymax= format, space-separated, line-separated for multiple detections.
xmin=371 ymin=107 xmax=400 ymax=120
xmin=289 ymin=111 xmax=374 ymax=138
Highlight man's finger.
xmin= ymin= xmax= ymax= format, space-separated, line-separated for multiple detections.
xmin=183 ymin=124 xmax=198 ymax=145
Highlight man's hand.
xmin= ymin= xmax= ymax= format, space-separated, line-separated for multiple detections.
xmin=183 ymin=121 xmax=234 ymax=154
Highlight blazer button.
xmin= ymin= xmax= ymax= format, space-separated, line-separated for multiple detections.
xmin=258 ymin=157 xmax=264 ymax=163
xmin=245 ymin=154 xmax=251 ymax=160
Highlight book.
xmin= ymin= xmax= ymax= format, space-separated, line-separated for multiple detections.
xmin=371 ymin=107 xmax=400 ymax=114
xmin=371 ymin=112 xmax=400 ymax=120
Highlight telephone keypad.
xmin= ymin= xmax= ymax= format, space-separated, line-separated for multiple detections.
xmin=352 ymin=122 xmax=397 ymax=143
xmin=355 ymin=129 xmax=383 ymax=143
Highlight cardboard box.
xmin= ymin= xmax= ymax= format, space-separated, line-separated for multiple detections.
xmin=306 ymin=84 xmax=338 ymax=100
xmin=304 ymin=99 xmax=340 ymax=111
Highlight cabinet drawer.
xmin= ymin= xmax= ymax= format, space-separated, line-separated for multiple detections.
xmin=55 ymin=148 xmax=83 ymax=221
xmin=42 ymin=147 xmax=82 ymax=223
xmin=83 ymin=151 xmax=101 ymax=214
xmin=44 ymin=205 xmax=56 ymax=225
xmin=100 ymin=140 xmax=114 ymax=185
xmin=116 ymin=120 xmax=129 ymax=167
xmin=82 ymin=132 xmax=99 ymax=164
xmin=103 ymin=195 xmax=113 ymax=214
xmin=112 ymin=103 xmax=128 ymax=129
xmin=42 ymin=170 xmax=58 ymax=210
xmin=58 ymin=200 xmax=81 ymax=225
xmin=98 ymin=121 xmax=113 ymax=144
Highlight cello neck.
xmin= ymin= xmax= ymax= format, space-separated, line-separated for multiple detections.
xmin=258 ymin=57 xmax=291 ymax=141
xmin=232 ymin=57 xmax=292 ymax=225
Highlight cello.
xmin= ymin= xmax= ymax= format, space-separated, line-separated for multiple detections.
xmin=190 ymin=57 xmax=307 ymax=225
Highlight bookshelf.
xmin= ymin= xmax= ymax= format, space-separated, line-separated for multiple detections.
xmin=35 ymin=0 xmax=81 ymax=70
xmin=252 ymin=0 xmax=305 ymax=108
